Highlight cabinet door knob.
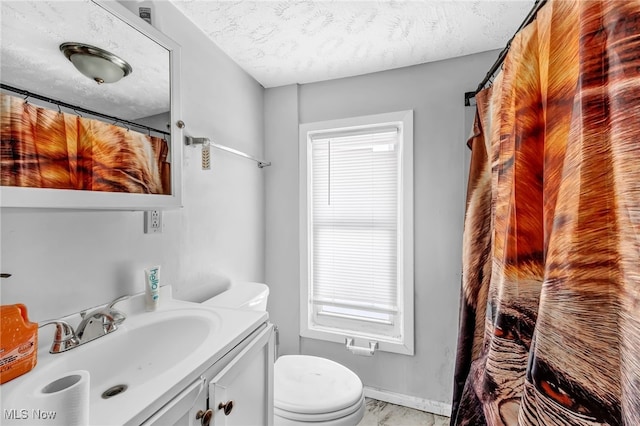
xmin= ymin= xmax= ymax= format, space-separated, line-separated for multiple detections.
xmin=196 ymin=409 xmax=213 ymax=426
xmin=218 ymin=400 xmax=234 ymax=416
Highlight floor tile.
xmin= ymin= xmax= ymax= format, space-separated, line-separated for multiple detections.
xmin=358 ymin=398 xmax=450 ymax=426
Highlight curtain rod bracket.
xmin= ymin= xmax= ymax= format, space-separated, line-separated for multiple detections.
xmin=464 ymin=92 xmax=476 ymax=107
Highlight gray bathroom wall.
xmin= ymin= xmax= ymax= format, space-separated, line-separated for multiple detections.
xmin=0 ymin=2 xmax=266 ymax=321
xmin=264 ymin=84 xmax=301 ymax=357
xmin=264 ymin=50 xmax=498 ymax=409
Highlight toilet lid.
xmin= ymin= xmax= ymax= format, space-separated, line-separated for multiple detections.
xmin=274 ymin=355 xmax=363 ymax=415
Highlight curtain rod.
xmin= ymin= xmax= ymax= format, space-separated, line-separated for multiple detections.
xmin=0 ymin=83 xmax=171 ymax=137
xmin=464 ymin=0 xmax=548 ymax=106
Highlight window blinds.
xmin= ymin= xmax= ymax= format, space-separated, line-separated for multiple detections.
xmin=310 ymin=127 xmax=400 ymax=319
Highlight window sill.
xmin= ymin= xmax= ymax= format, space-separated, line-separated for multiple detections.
xmin=300 ymin=325 xmax=414 ymax=356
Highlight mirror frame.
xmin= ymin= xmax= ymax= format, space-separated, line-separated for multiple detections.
xmin=0 ymin=0 xmax=182 ymax=210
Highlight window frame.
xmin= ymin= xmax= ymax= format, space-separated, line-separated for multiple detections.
xmin=299 ymin=110 xmax=414 ymax=356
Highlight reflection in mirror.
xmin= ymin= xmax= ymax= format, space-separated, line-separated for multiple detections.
xmin=0 ymin=0 xmax=181 ymax=206
xmin=1 ymin=0 xmax=169 ymax=119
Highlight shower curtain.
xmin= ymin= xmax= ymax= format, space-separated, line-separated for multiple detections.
xmin=0 ymin=93 xmax=171 ymax=194
xmin=452 ymin=0 xmax=640 ymax=425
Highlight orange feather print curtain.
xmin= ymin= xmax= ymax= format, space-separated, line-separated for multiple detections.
xmin=452 ymin=1 xmax=640 ymax=425
xmin=1 ymin=93 xmax=170 ymax=194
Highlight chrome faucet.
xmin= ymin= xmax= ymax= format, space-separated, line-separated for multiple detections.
xmin=76 ymin=294 xmax=129 ymax=343
xmin=39 ymin=295 xmax=129 ymax=354
xmin=38 ymin=320 xmax=80 ymax=353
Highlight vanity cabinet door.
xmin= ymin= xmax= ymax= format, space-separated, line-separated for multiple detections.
xmin=141 ymin=377 xmax=207 ymax=426
xmin=209 ymin=324 xmax=274 ymax=426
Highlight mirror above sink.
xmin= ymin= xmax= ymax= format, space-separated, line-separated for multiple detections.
xmin=0 ymin=0 xmax=182 ymax=210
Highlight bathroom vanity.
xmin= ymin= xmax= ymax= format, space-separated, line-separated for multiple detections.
xmin=143 ymin=317 xmax=275 ymax=426
xmin=1 ymin=287 xmax=274 ymax=426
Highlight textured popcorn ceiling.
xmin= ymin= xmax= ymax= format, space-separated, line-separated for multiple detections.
xmin=171 ymin=0 xmax=534 ymax=88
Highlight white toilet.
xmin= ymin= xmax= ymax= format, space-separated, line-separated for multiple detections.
xmin=202 ymin=282 xmax=365 ymax=426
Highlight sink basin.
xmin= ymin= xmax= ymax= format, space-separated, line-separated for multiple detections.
xmin=1 ymin=293 xmax=268 ymax=425
xmin=61 ymin=310 xmax=215 ymax=397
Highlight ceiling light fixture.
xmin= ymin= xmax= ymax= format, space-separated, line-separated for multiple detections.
xmin=60 ymin=43 xmax=132 ymax=85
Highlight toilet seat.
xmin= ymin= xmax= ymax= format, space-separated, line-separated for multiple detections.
xmin=274 ymin=393 xmax=365 ymax=423
xmin=274 ymin=355 xmax=364 ymax=424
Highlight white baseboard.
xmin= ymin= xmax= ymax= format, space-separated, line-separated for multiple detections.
xmin=363 ymin=386 xmax=452 ymax=418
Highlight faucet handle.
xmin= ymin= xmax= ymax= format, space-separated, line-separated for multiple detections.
xmin=39 ymin=320 xmax=80 ymax=354
xmin=106 ymin=295 xmax=129 ymax=326
xmin=107 ymin=294 xmax=130 ymax=310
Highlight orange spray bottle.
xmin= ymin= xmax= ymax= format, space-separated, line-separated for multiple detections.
xmin=0 ymin=304 xmax=38 ymax=384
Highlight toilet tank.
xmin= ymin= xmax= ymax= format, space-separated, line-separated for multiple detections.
xmin=202 ymin=282 xmax=269 ymax=311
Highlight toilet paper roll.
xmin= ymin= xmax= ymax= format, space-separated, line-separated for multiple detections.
xmin=347 ymin=345 xmax=375 ymax=356
xmin=31 ymin=370 xmax=90 ymax=425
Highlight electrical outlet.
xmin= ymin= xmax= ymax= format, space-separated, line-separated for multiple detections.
xmin=144 ymin=210 xmax=162 ymax=234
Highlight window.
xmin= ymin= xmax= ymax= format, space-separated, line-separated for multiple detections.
xmin=299 ymin=111 xmax=414 ymax=355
